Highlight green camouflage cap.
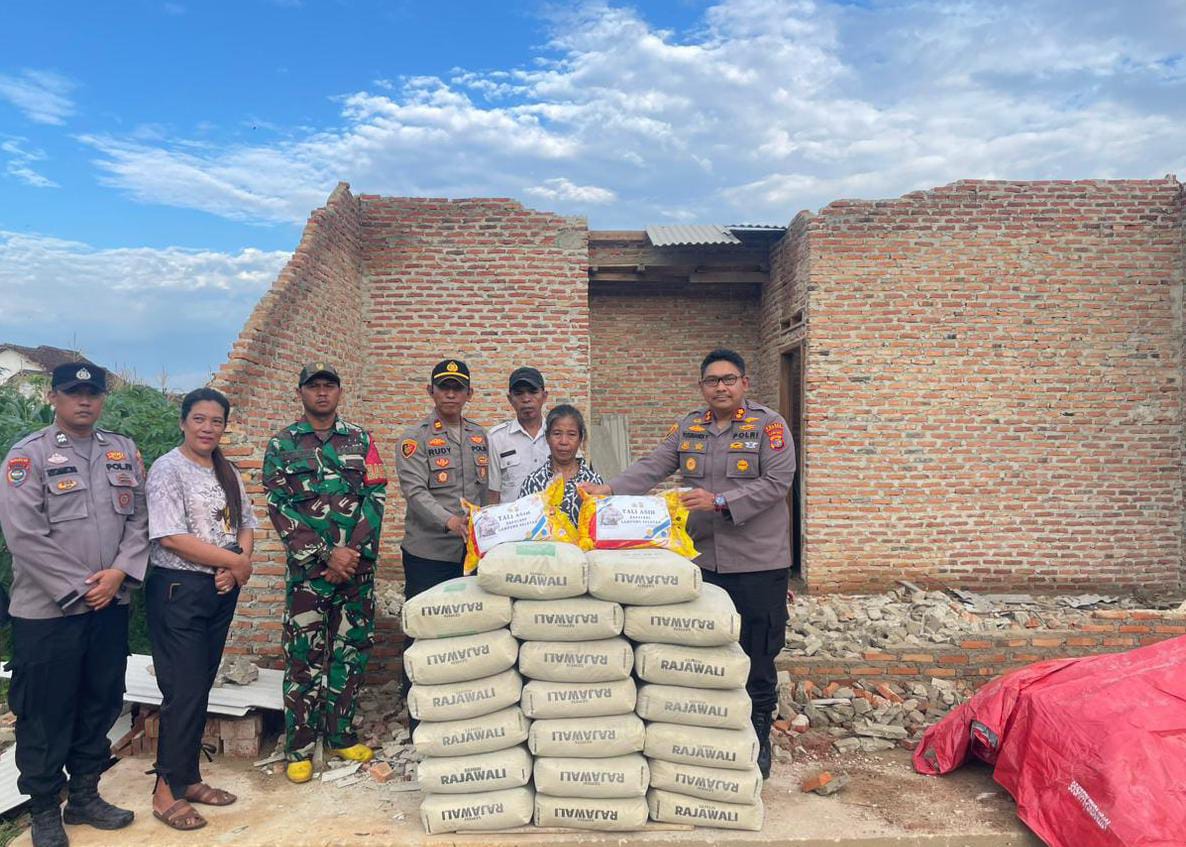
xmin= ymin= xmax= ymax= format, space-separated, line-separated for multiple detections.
xmin=298 ymin=362 xmax=341 ymax=387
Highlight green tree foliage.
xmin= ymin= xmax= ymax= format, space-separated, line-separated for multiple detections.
xmin=0 ymin=383 xmax=181 ymax=655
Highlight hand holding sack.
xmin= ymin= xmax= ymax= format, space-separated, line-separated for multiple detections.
xmin=576 ymin=490 xmax=698 ymax=560
xmin=463 ymin=477 xmax=578 ymax=573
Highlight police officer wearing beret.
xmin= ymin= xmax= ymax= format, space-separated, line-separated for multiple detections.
xmin=395 ymin=360 xmax=490 ymax=600
xmin=0 ymin=363 xmax=149 ymax=847
xmin=582 ymin=349 xmax=795 ymax=779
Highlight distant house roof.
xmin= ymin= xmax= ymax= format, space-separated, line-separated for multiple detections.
xmin=0 ymin=344 xmax=88 ymax=372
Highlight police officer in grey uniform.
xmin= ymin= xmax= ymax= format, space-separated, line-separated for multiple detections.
xmin=394 ymin=359 xmax=490 ymax=601
xmin=486 ymin=366 xmax=550 ymax=504
xmin=0 ymin=363 xmax=149 ymax=847
xmin=583 ymin=349 xmax=795 ymax=779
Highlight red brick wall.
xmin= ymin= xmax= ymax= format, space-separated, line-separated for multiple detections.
xmin=768 ymin=179 xmax=1185 ymax=593
xmin=588 ymin=284 xmax=764 ymax=465
xmin=213 ymin=188 xmax=590 ymax=675
xmin=213 ymin=182 xmax=367 ymax=663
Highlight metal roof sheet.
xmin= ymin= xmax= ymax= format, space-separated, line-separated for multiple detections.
xmin=124 ymin=653 xmax=284 ymax=716
xmin=646 ymin=225 xmax=742 ymax=247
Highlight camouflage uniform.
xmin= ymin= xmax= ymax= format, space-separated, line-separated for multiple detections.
xmin=263 ymin=417 xmax=387 ymax=762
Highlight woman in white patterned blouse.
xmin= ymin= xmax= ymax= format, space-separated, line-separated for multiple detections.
xmin=518 ymin=404 xmax=603 ymax=525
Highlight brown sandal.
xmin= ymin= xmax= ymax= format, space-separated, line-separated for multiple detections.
xmin=154 ymin=799 xmax=207 ymax=831
xmin=185 ymin=782 xmax=237 ymax=806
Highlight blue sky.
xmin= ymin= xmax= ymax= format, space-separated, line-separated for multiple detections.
xmin=1 ymin=0 xmax=1184 ymax=389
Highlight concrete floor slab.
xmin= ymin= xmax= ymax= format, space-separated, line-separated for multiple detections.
xmin=12 ymin=750 xmax=1045 ymax=847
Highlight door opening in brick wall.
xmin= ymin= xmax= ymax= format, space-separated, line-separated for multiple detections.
xmin=780 ymin=344 xmax=804 ymax=578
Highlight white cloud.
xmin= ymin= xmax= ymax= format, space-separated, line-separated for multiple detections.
xmin=0 ymin=69 xmax=76 ymax=125
xmin=77 ymin=1 xmax=1186 ymax=226
xmin=1 ymin=137 xmax=58 ymax=188
xmin=525 ymin=177 xmax=616 ymax=204
xmin=0 ymin=231 xmax=290 ymax=390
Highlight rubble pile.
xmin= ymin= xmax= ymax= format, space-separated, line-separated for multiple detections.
xmin=774 ymin=674 xmax=971 ymax=758
xmin=376 ymin=580 xmax=406 ymax=619
xmin=783 ymin=585 xmax=1149 ymax=659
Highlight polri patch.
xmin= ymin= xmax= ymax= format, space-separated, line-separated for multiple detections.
xmin=435 ymin=470 xmax=450 ymax=484
xmin=684 ymin=456 xmax=698 ymax=472
xmin=56 ymin=479 xmax=79 ymax=491
xmin=469 ymin=435 xmax=485 ymax=445
xmin=428 ymin=437 xmax=447 ymax=447
xmin=47 ymin=453 xmax=68 ymax=464
xmin=6 ymin=457 xmax=30 ymax=487
xmin=434 ymin=457 xmax=451 ymax=469
xmin=401 ymin=439 xmax=418 ymax=458
xmin=106 ymin=451 xmax=126 ymax=461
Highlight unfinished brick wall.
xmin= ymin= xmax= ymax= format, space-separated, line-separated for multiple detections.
xmin=767 ymin=179 xmax=1185 ymax=593
xmin=589 ymin=284 xmax=764 ymax=465
xmin=213 ymin=188 xmax=590 ymax=676
xmin=214 ymin=182 xmax=367 ymax=663
xmin=779 ymin=614 xmax=1186 ymax=689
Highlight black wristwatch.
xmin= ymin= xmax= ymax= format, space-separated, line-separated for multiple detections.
xmin=223 ymin=543 xmax=243 ymax=554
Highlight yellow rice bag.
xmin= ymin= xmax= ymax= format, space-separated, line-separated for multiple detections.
xmin=463 ymin=476 xmax=578 ymax=573
xmin=577 ymin=490 xmax=698 ymax=560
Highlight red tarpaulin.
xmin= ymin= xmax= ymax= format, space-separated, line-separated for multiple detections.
xmin=913 ymin=635 xmax=1186 ymax=846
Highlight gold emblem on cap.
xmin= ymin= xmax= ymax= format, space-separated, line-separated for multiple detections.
xmin=446 ymin=361 xmax=459 ymax=373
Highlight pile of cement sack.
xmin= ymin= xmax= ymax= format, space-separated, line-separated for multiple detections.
xmin=404 ymin=538 xmax=765 ymax=833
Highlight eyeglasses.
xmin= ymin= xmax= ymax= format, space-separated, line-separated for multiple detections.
xmin=699 ymin=374 xmax=742 ymax=388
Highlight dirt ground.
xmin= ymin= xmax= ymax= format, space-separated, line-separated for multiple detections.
xmin=10 ymin=749 xmax=1043 ymax=847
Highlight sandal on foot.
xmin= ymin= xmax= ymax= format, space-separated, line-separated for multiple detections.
xmin=185 ymin=783 xmax=237 ymax=806
xmin=153 ymin=799 xmax=207 ymax=831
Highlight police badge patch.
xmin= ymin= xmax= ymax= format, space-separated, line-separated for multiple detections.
xmin=5 ymin=457 xmax=30 ymax=487
xmin=401 ymin=439 xmax=418 ymax=458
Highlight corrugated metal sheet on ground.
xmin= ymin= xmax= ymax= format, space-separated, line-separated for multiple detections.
xmin=646 ymin=225 xmax=742 ymax=247
xmin=124 ymin=654 xmax=283 ymax=716
xmin=0 ymin=711 xmax=135 ymax=814
xmin=0 ymin=654 xmax=282 ymax=717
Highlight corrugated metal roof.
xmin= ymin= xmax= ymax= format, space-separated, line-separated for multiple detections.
xmin=646 ymin=225 xmax=742 ymax=247
xmin=726 ymin=223 xmax=786 ymax=232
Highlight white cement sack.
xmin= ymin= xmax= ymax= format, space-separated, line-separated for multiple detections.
xmin=644 ymin=722 xmax=758 ymax=771
xmin=635 ymin=684 xmax=752 ymax=730
xmin=476 ymin=541 xmax=588 ymax=599
xmin=518 ymin=637 xmax=633 ymax=682
xmin=647 ymin=788 xmax=765 ymax=832
xmin=534 ymin=795 xmax=650 ymax=831
xmin=529 ymin=713 xmax=646 ymax=758
xmin=401 ymin=577 xmax=512 ymax=639
xmin=533 ymin=753 xmax=650 ymax=799
xmin=416 ymin=745 xmax=533 ymax=794
xmin=511 ymin=596 xmax=623 ymax=641
xmin=634 ymin=641 xmax=751 ymax=690
xmin=585 ymin=548 xmax=701 ymax=605
xmin=412 ymin=705 xmax=530 ymax=758
xmin=648 ymin=759 xmax=763 ymax=805
xmin=403 ymin=629 xmax=519 ymax=685
xmin=419 ymin=786 xmax=534 ymax=834
xmin=521 ymin=678 xmax=637 ymax=719
xmin=408 ymin=668 xmax=522 ymax=722
xmin=624 ymin=583 xmax=741 ymax=647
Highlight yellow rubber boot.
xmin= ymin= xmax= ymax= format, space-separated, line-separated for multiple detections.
xmin=330 ymin=744 xmax=374 ymax=763
xmin=286 ymin=761 xmax=313 ymax=784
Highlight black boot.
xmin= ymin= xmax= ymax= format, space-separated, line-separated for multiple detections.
xmin=62 ymin=773 xmax=134 ymax=830
xmin=30 ymin=798 xmax=68 ymax=847
xmin=752 ymin=710 xmax=773 ymax=779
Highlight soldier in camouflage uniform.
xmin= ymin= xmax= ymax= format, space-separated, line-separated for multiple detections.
xmin=262 ymin=364 xmax=387 ymax=784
